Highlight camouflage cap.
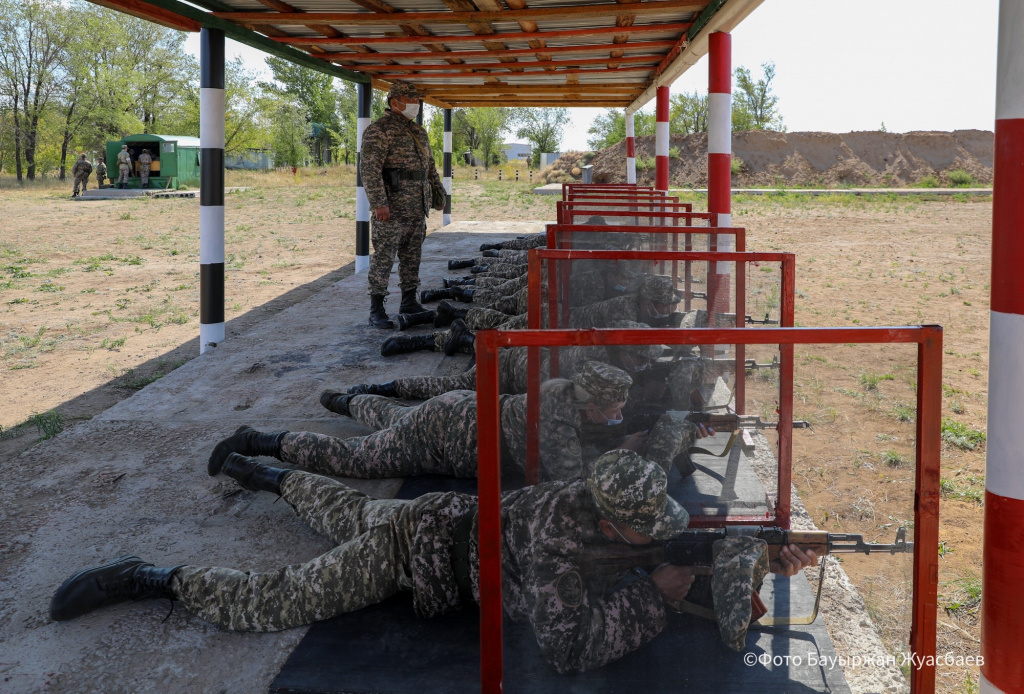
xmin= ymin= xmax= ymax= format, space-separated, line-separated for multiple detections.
xmin=387 ymin=81 xmax=424 ymax=101
xmin=121 ymin=144 xmax=128 ymax=149
xmin=608 ymin=320 xmax=663 ymax=362
xmin=587 ymin=449 xmax=690 ymax=539
xmin=637 ymin=274 xmax=683 ymax=304
xmin=571 ymin=360 xmax=632 ymax=405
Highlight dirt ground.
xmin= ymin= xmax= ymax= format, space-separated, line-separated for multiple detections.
xmin=0 ymin=170 xmax=989 ymax=692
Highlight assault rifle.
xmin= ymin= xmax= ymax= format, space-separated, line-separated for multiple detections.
xmin=583 ymin=526 xmax=912 ymax=626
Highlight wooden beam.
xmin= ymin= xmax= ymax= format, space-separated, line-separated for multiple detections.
xmin=214 ymin=2 xmax=705 ymax=26
xmin=317 ymin=40 xmax=676 ymax=62
xmin=90 ymin=0 xmax=201 ymax=31
xmin=447 ymin=99 xmax=630 ymax=107
xmin=422 ymin=85 xmax=644 ymax=95
xmin=352 ymin=54 xmax=661 ymax=72
xmin=272 ymin=23 xmax=692 ymax=46
xmin=371 ymin=65 xmax=656 ymax=80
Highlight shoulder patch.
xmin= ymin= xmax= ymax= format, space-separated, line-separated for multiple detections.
xmin=565 ymin=435 xmax=581 ymax=459
xmin=555 ymin=571 xmax=584 ymax=608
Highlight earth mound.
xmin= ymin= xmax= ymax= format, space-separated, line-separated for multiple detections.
xmin=584 ymin=130 xmax=993 ymax=188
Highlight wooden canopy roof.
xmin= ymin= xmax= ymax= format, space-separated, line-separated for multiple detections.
xmin=92 ymin=0 xmax=763 ymax=111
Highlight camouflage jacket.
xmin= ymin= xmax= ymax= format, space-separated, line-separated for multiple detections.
xmin=116 ymin=151 xmax=132 ymax=169
xmin=498 ymin=232 xmax=547 ymax=250
xmin=360 ymin=109 xmax=443 ymax=222
xmin=71 ymin=160 xmax=92 ymax=177
xmin=501 ymin=379 xmax=584 ymax=480
xmin=138 ymin=153 xmax=152 ymax=168
xmin=95 ymin=161 xmax=107 ymax=178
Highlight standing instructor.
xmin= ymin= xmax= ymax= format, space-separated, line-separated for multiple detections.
xmin=360 ymin=81 xmax=445 ymax=329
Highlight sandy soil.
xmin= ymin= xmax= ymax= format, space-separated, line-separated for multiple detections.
xmin=0 ymin=172 xmax=988 ymax=692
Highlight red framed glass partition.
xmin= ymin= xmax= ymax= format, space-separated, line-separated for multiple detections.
xmin=475 ymin=326 xmax=942 ymax=694
xmin=525 ymin=250 xmax=796 ymax=522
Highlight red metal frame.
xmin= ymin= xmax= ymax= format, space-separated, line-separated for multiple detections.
xmin=545 ymin=224 xmax=742 ymax=253
xmin=557 ymin=201 xmax=700 ymax=225
xmin=475 ymin=325 xmax=942 ymax=694
xmin=562 ymin=183 xmax=652 ymax=200
xmin=526 ymin=250 xmax=795 ymax=524
xmin=565 ymin=192 xmax=679 ymax=203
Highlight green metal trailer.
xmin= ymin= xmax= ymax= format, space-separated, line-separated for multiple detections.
xmin=104 ymin=134 xmax=201 ymax=189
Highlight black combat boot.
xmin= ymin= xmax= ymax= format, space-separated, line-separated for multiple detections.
xmin=434 ymin=300 xmax=470 ymax=327
xmin=320 ymin=390 xmax=356 ymax=416
xmin=479 ymin=242 xmax=502 ymax=251
xmin=399 ymin=288 xmax=427 ymax=314
xmin=448 ymin=258 xmax=476 ymax=270
xmin=443 ymin=277 xmax=475 ymax=288
xmin=397 ymin=310 xmax=436 ymax=331
xmin=481 ymin=250 xmax=501 ymax=258
xmin=369 ymin=294 xmax=395 ymax=329
xmin=443 ymin=319 xmax=476 ymax=356
xmin=347 ymin=381 xmax=399 ymax=397
xmin=49 ymin=556 xmax=183 ymax=622
xmin=220 ymin=453 xmax=292 ymax=494
xmin=470 ymin=264 xmax=490 ymax=274
xmin=420 ymin=287 xmax=460 ymax=303
xmin=454 ymin=287 xmax=475 ymax=303
xmin=208 ymin=425 xmax=286 ymax=476
xmin=380 ymin=333 xmax=436 ymax=357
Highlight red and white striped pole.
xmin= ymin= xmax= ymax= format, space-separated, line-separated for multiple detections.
xmin=625 ymin=109 xmax=637 ymax=184
xmin=708 ymin=31 xmax=732 ymax=360
xmin=655 ymin=86 xmax=669 ymax=193
xmin=981 ymin=3 xmax=1024 ymax=692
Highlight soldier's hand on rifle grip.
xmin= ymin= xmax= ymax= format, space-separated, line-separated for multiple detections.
xmin=695 ymin=423 xmax=716 ymax=438
xmin=770 ymin=544 xmax=818 ymax=577
xmin=374 ymin=206 xmax=391 ymax=222
xmin=651 ymin=564 xmax=697 ymax=602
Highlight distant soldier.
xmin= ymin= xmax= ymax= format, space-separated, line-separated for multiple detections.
xmin=138 ymin=149 xmax=153 ymax=188
xmin=95 ymin=157 xmax=107 ymax=187
xmin=360 ymin=81 xmax=445 ymax=329
xmin=71 ymin=154 xmax=92 ymax=197
xmin=116 ymin=144 xmax=132 ymax=189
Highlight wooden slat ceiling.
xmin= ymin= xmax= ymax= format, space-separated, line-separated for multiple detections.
xmin=209 ymin=0 xmax=712 ymax=108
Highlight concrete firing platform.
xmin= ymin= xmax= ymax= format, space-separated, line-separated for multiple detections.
xmin=0 ymin=220 xmax=843 ymax=693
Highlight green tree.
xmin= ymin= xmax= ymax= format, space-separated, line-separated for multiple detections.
xmin=670 ymin=90 xmax=709 ymax=135
xmin=457 ymin=107 xmax=512 ymax=169
xmin=515 ymin=107 xmax=569 ymax=167
xmin=733 ymin=61 xmax=784 ymax=131
xmin=0 ymin=0 xmax=72 ymax=181
xmin=271 ymin=98 xmax=309 ymax=169
xmin=586 ymin=108 xmax=655 ymax=150
xmin=263 ymin=57 xmax=341 ymax=164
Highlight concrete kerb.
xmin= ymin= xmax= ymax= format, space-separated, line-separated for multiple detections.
xmin=0 ymin=221 xmax=543 ymax=692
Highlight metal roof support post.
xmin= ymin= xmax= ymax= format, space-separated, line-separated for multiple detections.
xmin=708 ymin=31 xmax=732 ymax=365
xmin=443 ymin=108 xmax=452 ymax=227
xmin=982 ymin=2 xmax=1024 ymax=691
xmin=199 ymin=27 xmax=225 ymax=354
xmin=625 ymin=110 xmax=636 ymax=184
xmin=655 ymin=86 xmax=669 ymax=193
xmin=355 ymin=83 xmax=371 ymax=273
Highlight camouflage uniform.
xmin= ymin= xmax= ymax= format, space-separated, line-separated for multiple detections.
xmin=293 ymin=363 xmax=631 ymax=481
xmin=361 ymin=83 xmax=444 ymax=297
xmin=95 ymin=160 xmax=107 ymax=185
xmin=491 ymin=232 xmax=545 ymax=250
xmin=473 ymin=262 xmax=526 ymax=280
xmin=469 ymin=274 xmax=529 ymax=308
xmin=71 ymin=156 xmax=92 ymax=195
xmin=172 ymin=451 xmax=699 ymax=674
xmin=137 ymin=150 xmax=153 ymax=187
xmin=116 ymin=147 xmax=132 ymax=186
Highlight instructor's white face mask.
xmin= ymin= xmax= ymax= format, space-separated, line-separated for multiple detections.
xmin=401 ymin=102 xmax=420 ymax=120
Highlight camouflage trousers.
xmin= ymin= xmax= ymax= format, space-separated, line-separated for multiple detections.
xmin=712 ymin=536 xmax=769 ymax=651
xmin=73 ymin=174 xmax=89 ymax=194
xmin=368 ymin=218 xmax=427 ymax=296
xmin=471 ymin=274 xmax=529 ymax=308
xmin=475 ymin=263 xmax=525 ymax=280
xmin=117 ymin=165 xmax=130 ymax=185
xmin=280 ymin=392 xmax=479 ymax=478
xmin=389 ymin=346 xmax=535 ymax=399
xmin=173 ymin=470 xmax=435 ymax=631
xmin=474 ymin=275 xmax=519 ymax=289
xmin=494 ymin=233 xmax=545 ymax=250
xmin=140 ymin=165 xmax=150 ymax=186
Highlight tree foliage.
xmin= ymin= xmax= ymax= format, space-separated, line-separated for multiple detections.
xmin=733 ymin=61 xmax=784 ymax=132
xmin=514 ymin=107 xmax=569 ymax=166
xmin=669 ymin=90 xmax=709 ymax=135
xmin=454 ymin=107 xmax=513 ymax=169
xmin=586 ymin=108 xmax=655 ymax=150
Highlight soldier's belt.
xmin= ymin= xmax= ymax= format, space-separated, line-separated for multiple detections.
xmin=383 ymin=167 xmax=426 ymax=181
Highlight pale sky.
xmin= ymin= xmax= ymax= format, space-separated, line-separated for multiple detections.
xmin=184 ymin=0 xmax=1000 ymax=151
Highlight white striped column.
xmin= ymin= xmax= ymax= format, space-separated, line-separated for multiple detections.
xmin=443 ymin=108 xmax=452 ymax=226
xmin=981 ymin=3 xmax=1024 ymax=692
xmin=355 ymin=83 xmax=371 ymax=273
xmin=655 ymin=86 xmax=669 ymax=193
xmin=625 ymin=110 xmax=637 ymax=184
xmin=199 ymin=28 xmax=225 ymax=354
xmin=708 ymin=31 xmax=732 ymax=351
